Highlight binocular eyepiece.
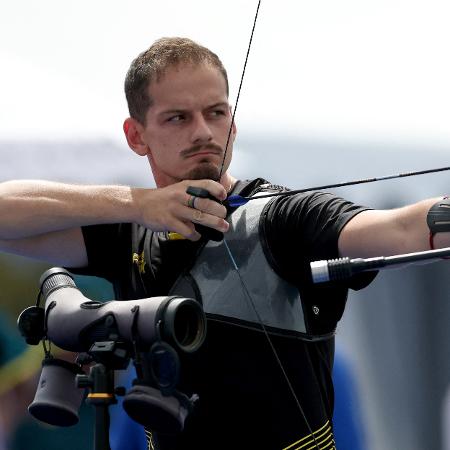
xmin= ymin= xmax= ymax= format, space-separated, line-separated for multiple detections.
xmin=38 ymin=268 xmax=206 ymax=354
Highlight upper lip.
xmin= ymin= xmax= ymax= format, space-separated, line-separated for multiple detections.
xmin=190 ymin=150 xmax=220 ymax=156
xmin=186 ymin=149 xmax=221 ymax=158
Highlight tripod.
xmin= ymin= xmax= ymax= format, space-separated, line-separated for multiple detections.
xmin=76 ymin=341 xmax=129 ymax=450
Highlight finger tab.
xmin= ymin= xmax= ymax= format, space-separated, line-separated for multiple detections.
xmin=186 ymin=186 xmax=210 ymax=198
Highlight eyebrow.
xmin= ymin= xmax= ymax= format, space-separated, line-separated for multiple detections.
xmin=158 ymin=109 xmax=186 ymax=118
xmin=158 ymin=102 xmax=229 ymax=118
xmin=207 ymin=102 xmax=229 ymax=109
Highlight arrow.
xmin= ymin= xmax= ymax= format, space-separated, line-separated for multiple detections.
xmin=226 ymin=166 xmax=450 ymax=207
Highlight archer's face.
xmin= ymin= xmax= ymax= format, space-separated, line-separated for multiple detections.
xmin=140 ymin=63 xmax=236 ymax=187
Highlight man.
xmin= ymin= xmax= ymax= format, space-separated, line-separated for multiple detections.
xmin=0 ymin=37 xmax=449 ymax=449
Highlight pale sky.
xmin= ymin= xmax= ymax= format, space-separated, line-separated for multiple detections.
xmin=1 ymin=0 xmax=450 ymax=147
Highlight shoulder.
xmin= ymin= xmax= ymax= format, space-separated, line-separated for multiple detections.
xmin=260 ymin=191 xmax=371 ymax=274
xmin=263 ymin=191 xmax=346 ymax=229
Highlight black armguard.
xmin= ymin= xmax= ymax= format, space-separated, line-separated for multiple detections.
xmin=427 ymin=197 xmax=450 ymax=234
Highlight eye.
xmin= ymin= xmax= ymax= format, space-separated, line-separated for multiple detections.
xmin=167 ymin=114 xmax=185 ymax=123
xmin=210 ymin=109 xmax=226 ymax=117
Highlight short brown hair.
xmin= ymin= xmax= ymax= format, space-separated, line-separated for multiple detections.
xmin=124 ymin=37 xmax=229 ymax=124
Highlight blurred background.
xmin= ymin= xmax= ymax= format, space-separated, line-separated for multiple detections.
xmin=0 ymin=1 xmax=449 ymax=449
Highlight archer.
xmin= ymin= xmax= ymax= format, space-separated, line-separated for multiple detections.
xmin=1 ymin=37 xmax=449 ymax=450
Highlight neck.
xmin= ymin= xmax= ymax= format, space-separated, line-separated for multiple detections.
xmin=220 ymin=172 xmax=237 ymax=194
xmin=151 ymin=166 xmax=236 ymax=194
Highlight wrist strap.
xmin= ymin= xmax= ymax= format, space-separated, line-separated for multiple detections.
xmin=428 ymin=196 xmax=450 ymax=250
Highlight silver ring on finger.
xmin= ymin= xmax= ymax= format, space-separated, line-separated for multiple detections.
xmin=187 ymin=195 xmax=198 ymax=209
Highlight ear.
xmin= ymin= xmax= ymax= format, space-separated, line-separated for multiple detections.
xmin=229 ymin=106 xmax=237 ymax=142
xmin=123 ymin=117 xmax=150 ymax=156
xmin=231 ymin=120 xmax=237 ymax=142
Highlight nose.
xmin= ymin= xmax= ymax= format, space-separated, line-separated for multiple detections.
xmin=191 ymin=114 xmax=213 ymax=144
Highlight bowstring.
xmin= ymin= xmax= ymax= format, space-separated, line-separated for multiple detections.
xmin=217 ymin=0 xmax=261 ymax=181
xmin=216 ymin=1 xmax=320 ymax=447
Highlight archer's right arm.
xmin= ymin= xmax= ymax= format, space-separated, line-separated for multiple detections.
xmin=0 ymin=180 xmax=143 ymax=267
xmin=0 ymin=179 xmax=228 ymax=267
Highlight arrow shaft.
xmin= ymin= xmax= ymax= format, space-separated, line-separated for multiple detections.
xmin=268 ymin=166 xmax=450 ymax=197
xmin=227 ymin=166 xmax=450 ymax=207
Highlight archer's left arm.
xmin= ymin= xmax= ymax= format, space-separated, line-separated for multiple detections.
xmin=338 ymin=197 xmax=450 ymax=258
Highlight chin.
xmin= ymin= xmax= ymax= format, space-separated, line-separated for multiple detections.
xmin=186 ymin=163 xmax=220 ymax=181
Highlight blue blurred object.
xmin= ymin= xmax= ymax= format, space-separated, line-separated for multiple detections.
xmin=109 ymin=366 xmax=147 ymax=450
xmin=332 ymin=347 xmax=366 ymax=450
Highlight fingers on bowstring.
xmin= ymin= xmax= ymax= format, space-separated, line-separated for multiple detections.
xmin=183 ymin=179 xmax=227 ymax=202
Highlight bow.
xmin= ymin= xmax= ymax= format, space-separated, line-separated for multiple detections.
xmin=218 ymin=0 xmax=450 ymax=277
xmin=197 ymin=1 xmax=449 ymax=447
xmin=215 ymin=1 xmax=322 ymax=446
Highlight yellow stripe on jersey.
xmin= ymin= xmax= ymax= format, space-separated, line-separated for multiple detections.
xmin=282 ymin=420 xmax=336 ymax=450
xmin=168 ymin=232 xmax=186 ymax=240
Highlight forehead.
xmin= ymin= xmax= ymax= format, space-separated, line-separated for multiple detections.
xmin=147 ymin=63 xmax=228 ymax=110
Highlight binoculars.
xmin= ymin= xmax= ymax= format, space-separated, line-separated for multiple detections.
xmin=19 ymin=268 xmax=207 ymax=433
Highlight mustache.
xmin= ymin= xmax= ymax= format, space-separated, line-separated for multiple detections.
xmin=181 ymin=143 xmax=223 ymax=158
